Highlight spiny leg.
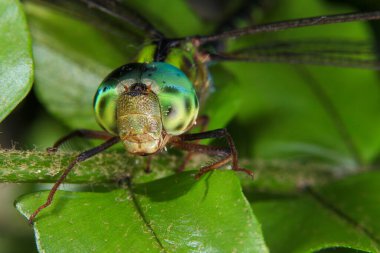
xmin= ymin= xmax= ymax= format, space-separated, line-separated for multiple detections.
xmin=29 ymin=137 xmax=120 ymax=224
xmin=172 ymin=142 xmax=231 ymax=179
xmin=178 ymin=115 xmax=209 ymax=172
xmin=171 ymin=128 xmax=253 ymax=178
xmin=47 ymin=129 xmax=113 ymax=152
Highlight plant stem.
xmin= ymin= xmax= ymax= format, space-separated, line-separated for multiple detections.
xmin=0 ymin=149 xmax=362 ymax=192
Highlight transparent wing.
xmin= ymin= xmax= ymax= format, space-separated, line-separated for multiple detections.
xmin=77 ymin=0 xmax=164 ymax=39
xmin=207 ymin=39 xmax=380 ymax=69
xmin=28 ymin=0 xmax=164 ymax=40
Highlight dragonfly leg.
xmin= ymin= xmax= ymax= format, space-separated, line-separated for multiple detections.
xmin=172 ymin=142 xmax=230 ymax=178
xmin=171 ymin=128 xmax=253 ymax=179
xmin=178 ymin=115 xmax=209 ymax=172
xmin=47 ymin=129 xmax=113 ymax=152
xmin=145 ymin=156 xmax=153 ymax=173
xmin=29 ymin=137 xmax=120 ymax=224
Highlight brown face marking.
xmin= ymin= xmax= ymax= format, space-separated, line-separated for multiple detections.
xmin=127 ymin=83 xmax=148 ymax=96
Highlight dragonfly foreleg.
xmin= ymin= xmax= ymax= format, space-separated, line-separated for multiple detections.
xmin=178 ymin=115 xmax=209 ymax=172
xmin=29 ymin=137 xmax=120 ymax=224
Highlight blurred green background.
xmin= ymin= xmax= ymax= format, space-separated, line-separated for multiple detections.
xmin=1 ymin=0 xmax=380 ymax=252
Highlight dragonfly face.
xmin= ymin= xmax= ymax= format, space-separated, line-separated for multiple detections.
xmin=93 ymin=61 xmax=199 ymax=155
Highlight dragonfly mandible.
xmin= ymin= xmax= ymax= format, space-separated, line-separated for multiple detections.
xmin=27 ymin=0 xmax=380 ymax=223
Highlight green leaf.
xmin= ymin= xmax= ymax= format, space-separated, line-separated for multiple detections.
xmin=251 ymin=171 xmax=380 ymax=253
xmin=0 ymin=0 xmax=33 ymax=122
xmin=16 ymin=171 xmax=268 ymax=253
xmin=317 ymin=172 xmax=380 ymax=241
xmin=32 ymin=43 xmax=105 ymax=129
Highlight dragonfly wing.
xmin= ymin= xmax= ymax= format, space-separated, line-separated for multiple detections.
xmin=77 ymin=0 xmax=164 ymax=39
xmin=207 ymin=39 xmax=380 ymax=70
xmin=187 ymin=11 xmax=380 ymax=44
xmin=29 ymin=0 xmax=164 ymax=40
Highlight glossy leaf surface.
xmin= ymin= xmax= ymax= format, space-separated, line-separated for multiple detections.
xmin=0 ymin=0 xmax=33 ymax=122
xmin=16 ymin=171 xmax=268 ymax=253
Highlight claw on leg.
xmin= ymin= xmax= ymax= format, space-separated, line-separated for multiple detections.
xmin=171 ymin=128 xmax=253 ymax=179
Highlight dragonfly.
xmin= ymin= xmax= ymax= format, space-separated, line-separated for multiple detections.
xmin=28 ymin=0 xmax=380 ymax=223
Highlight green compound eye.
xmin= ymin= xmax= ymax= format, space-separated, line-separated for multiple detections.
xmin=93 ymin=62 xmax=199 ymax=136
xmin=93 ymin=63 xmax=142 ymax=135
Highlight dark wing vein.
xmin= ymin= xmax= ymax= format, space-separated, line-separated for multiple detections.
xmin=207 ymin=39 xmax=380 ymax=69
xmin=188 ymin=11 xmax=380 ymax=44
xmin=78 ymin=0 xmax=164 ymax=39
xmin=29 ymin=0 xmax=164 ymax=40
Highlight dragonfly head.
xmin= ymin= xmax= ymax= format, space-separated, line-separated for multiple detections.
xmin=93 ymin=62 xmax=199 ymax=155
